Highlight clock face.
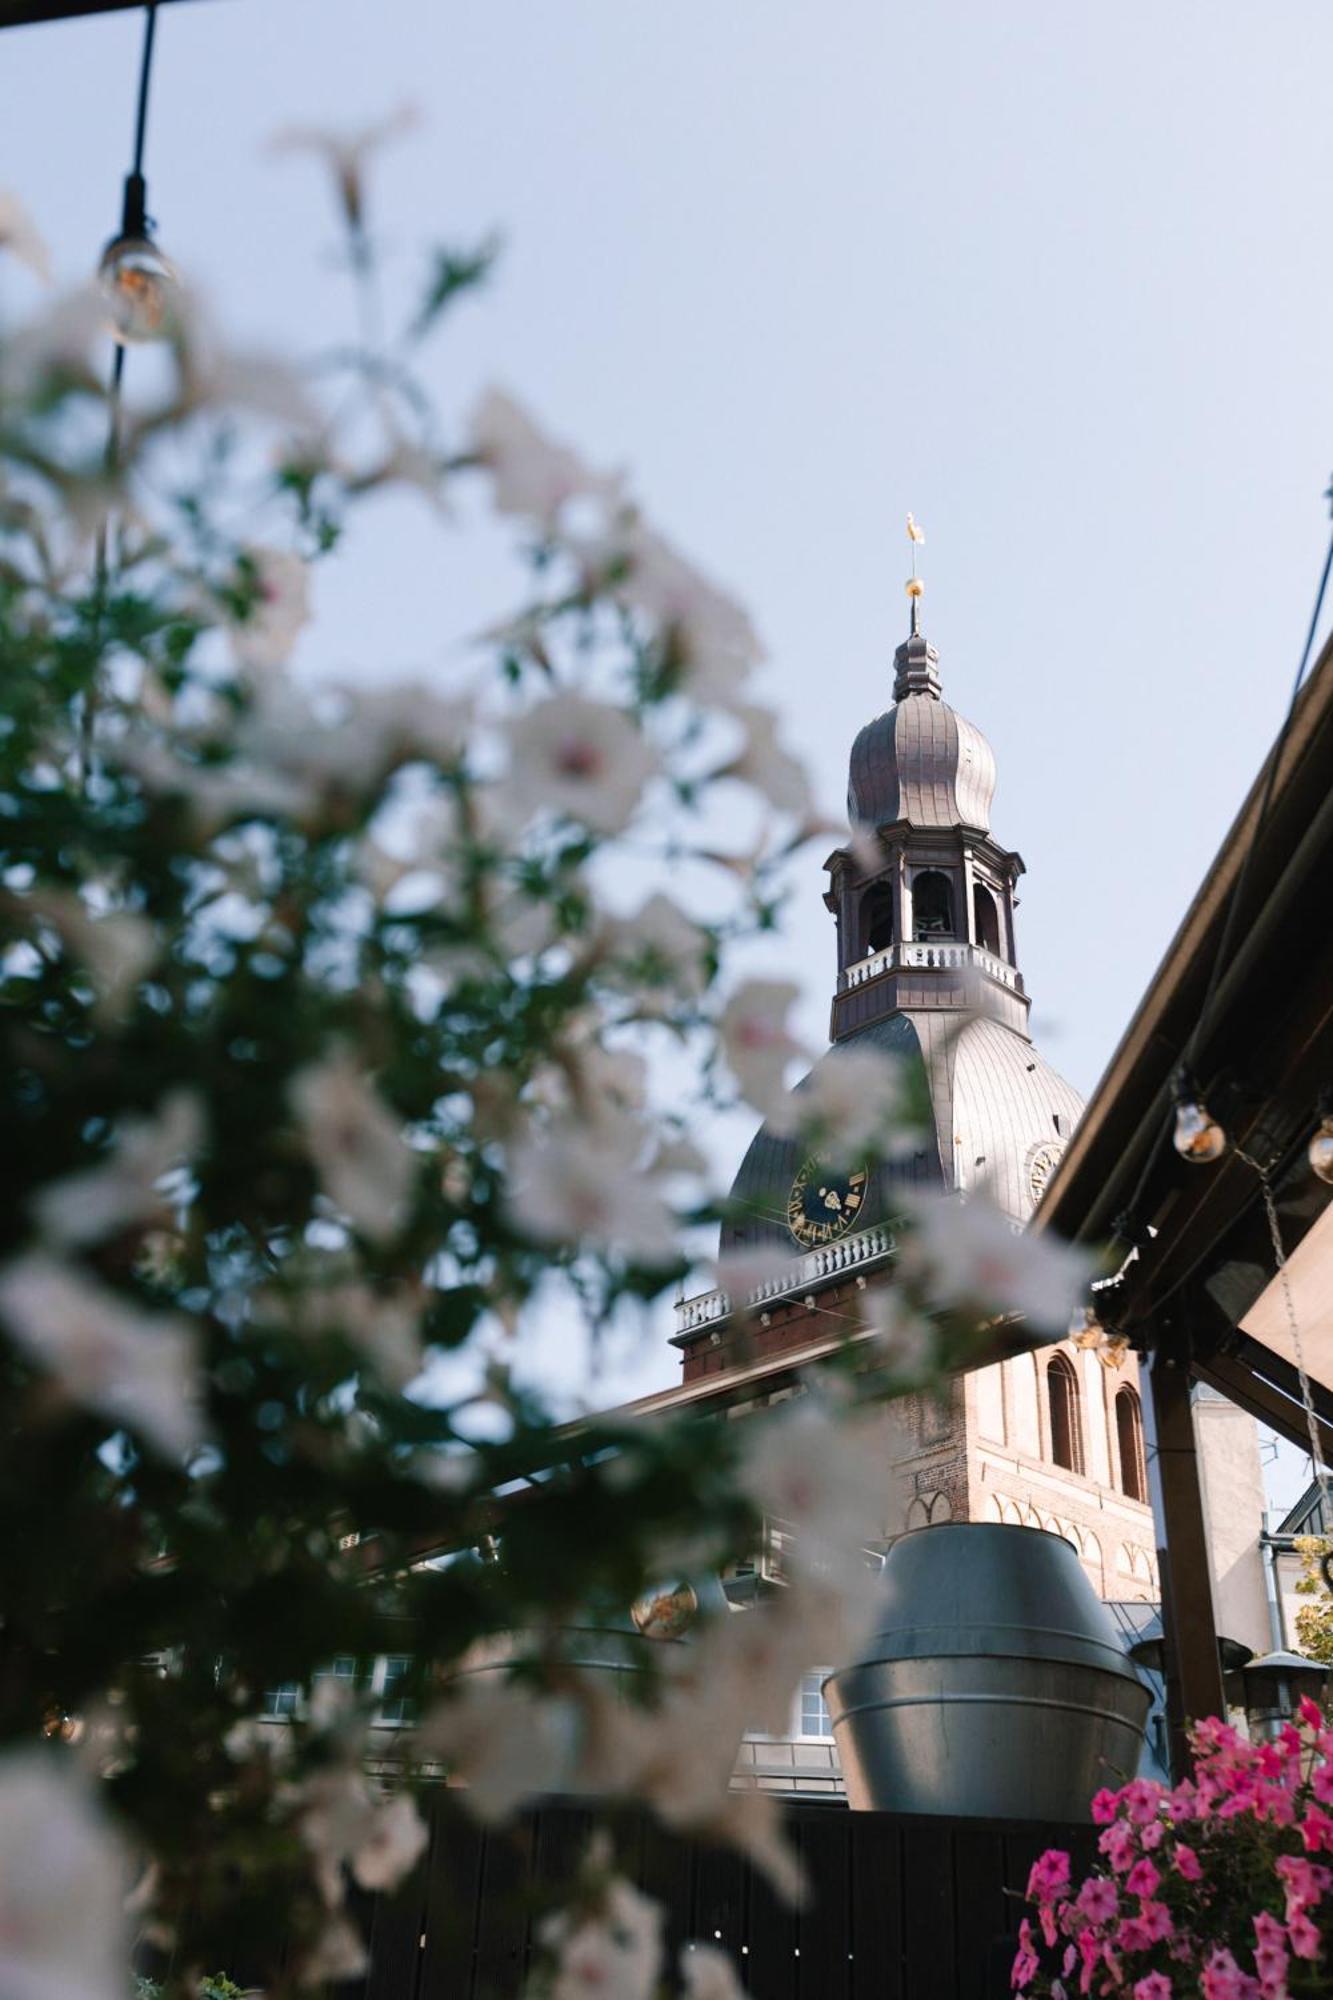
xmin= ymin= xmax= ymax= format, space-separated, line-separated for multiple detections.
xmin=786 ymin=1158 xmax=870 ymax=1248
xmin=1027 ymin=1142 xmax=1065 ymax=1206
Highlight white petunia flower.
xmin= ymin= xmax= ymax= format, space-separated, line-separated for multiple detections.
xmin=541 ymin=1876 xmax=664 ymax=2000
xmin=0 ymin=285 xmax=105 ymax=400
xmin=788 ymin=1044 xmax=911 ymax=1156
xmin=0 ymin=1751 xmax=128 ymax=2000
xmin=0 ymin=191 xmax=51 ymax=283
xmin=714 ymin=1246 xmax=798 ymax=1307
xmin=227 ymin=546 xmax=312 ymax=673
xmin=287 ymin=1282 xmax=424 ymax=1390
xmin=593 ymin=518 xmax=763 ymax=703
xmin=268 ymin=102 xmax=421 ymax=230
xmin=290 ymin=1050 xmax=415 ymax=1244
xmin=737 ymin=1397 xmax=887 ymax=1588
xmin=704 ymin=1787 xmax=807 ymax=1908
xmin=506 ymin=1119 xmax=678 ymax=1264
xmin=605 ymin=892 xmax=711 ymax=1011
xmin=419 ymin=1685 xmax=579 ymax=1823
xmin=33 ymin=1089 xmax=203 ymax=1247
xmin=468 ymin=386 xmax=613 ymax=527
xmin=716 ymin=704 xmax=813 ymax=818
xmin=717 ymin=979 xmax=807 ymax=1121
xmin=862 ymin=1286 xmax=936 ymax=1380
xmin=0 ymin=1254 xmax=205 ymax=1459
xmin=900 ymin=1191 xmax=1093 ymax=1334
xmin=680 ymin=1941 xmax=747 ymax=1999
xmin=502 ymin=692 xmax=658 ymax=835
xmin=29 ymin=891 xmax=157 ymax=1021
xmin=350 ymin=1792 xmax=429 ymax=1893
xmin=300 ymin=1915 xmax=369 ymax=1984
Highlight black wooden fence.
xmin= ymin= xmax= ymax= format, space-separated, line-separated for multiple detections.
xmin=333 ymin=1792 xmax=1098 ymax=2000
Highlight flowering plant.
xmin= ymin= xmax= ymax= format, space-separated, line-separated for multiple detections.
xmin=1014 ymin=1701 xmax=1333 ymax=1999
xmin=0 ymin=106 xmax=1090 ymax=1999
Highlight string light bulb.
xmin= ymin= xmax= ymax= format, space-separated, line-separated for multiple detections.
xmin=1309 ymin=1115 xmax=1333 ymax=1187
xmin=1068 ymin=1304 xmax=1104 ymax=1350
xmin=98 ymin=174 xmax=180 ymax=346
xmin=1171 ymin=1069 xmax=1227 ymax=1164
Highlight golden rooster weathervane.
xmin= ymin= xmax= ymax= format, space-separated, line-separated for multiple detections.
xmin=905 ymin=512 xmax=925 ymax=633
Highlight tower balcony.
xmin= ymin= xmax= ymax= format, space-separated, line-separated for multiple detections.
xmin=832 ymin=938 xmax=1030 ymax=1041
xmin=841 ymin=939 xmax=1022 ymax=994
xmin=672 ymin=1221 xmax=898 ymax=1338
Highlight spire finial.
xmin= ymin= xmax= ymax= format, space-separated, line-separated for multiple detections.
xmin=905 ymin=512 xmax=925 ymax=637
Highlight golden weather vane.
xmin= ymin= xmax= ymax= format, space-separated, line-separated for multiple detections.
xmin=905 ymin=513 xmax=925 ymax=631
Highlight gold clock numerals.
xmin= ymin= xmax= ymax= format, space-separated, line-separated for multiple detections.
xmin=1027 ymin=1142 xmax=1064 ymax=1204
xmin=786 ymin=1159 xmax=871 ymax=1249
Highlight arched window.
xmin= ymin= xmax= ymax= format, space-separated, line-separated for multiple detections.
xmin=861 ymin=883 xmax=895 ymax=956
xmin=1046 ymin=1353 xmax=1084 ymax=1474
xmin=1116 ymin=1386 xmax=1148 ymax=1503
xmin=912 ymin=870 xmax=956 ymax=940
xmin=972 ymin=883 xmax=1002 ymax=956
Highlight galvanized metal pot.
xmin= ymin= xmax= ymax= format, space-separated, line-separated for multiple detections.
xmin=824 ymin=1522 xmax=1150 ymax=1820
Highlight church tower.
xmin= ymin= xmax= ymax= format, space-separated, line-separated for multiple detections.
xmin=672 ymin=550 xmax=1161 ymax=1611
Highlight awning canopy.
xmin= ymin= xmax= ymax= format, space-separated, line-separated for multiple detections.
xmin=1037 ymin=627 xmax=1333 ymax=1453
xmin=2 ymin=2 xmax=209 ymax=27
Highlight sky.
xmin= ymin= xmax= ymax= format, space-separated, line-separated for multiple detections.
xmin=4 ymin=0 xmax=1330 ymax=1498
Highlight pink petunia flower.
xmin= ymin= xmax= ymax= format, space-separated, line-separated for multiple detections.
xmin=1287 ymin=1910 xmax=1321 ymax=1960
xmin=1125 ymin=1858 xmax=1161 ymax=1901
xmin=1172 ymin=1842 xmax=1203 ymax=1882
xmin=1133 ymin=1975 xmax=1172 ymax=2000
xmin=1027 ymin=1849 xmax=1073 ymax=1904
xmin=1075 ymin=1876 xmax=1118 ymax=1924
xmin=1011 ymin=1916 xmax=1040 ymax=1991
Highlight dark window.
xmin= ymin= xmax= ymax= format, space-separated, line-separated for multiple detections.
xmin=1116 ymin=1387 xmax=1148 ymax=1503
xmin=1047 ymin=1353 xmax=1084 ymax=1474
xmin=973 ymin=883 xmax=1002 ymax=956
xmin=377 ymin=1653 xmax=416 ymax=1725
xmin=912 ymin=870 xmax=956 ymax=940
xmin=861 ymin=883 xmax=895 ymax=956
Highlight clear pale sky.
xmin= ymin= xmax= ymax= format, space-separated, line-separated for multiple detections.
xmin=4 ymin=2 xmax=1329 ymax=1493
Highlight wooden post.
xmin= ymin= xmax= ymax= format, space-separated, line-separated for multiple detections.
xmin=1142 ymin=1334 xmax=1225 ymax=1775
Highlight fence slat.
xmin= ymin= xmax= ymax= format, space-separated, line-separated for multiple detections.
xmin=901 ymin=1821 xmax=957 ymax=1998
xmin=471 ymin=1820 xmax=535 ymax=2000
xmin=950 ymin=1829 xmax=1010 ymax=2000
xmin=796 ymin=1813 xmax=850 ymax=2000
xmin=419 ymin=1798 xmax=484 ymax=1999
xmin=689 ymin=1833 xmax=746 ymax=1990
xmin=848 ymin=1813 xmax=902 ymax=2000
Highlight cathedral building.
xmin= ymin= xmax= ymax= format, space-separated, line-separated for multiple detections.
xmin=631 ymin=579 xmax=1281 ymax=1795
xmin=669 ymin=600 xmax=1162 ymax=1608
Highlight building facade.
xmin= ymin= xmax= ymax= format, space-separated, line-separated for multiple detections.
xmin=658 ymin=600 xmax=1271 ymax=1795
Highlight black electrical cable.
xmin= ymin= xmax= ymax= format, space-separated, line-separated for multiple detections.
xmin=131 ymin=3 xmax=159 ymax=180
xmin=83 ymin=3 xmax=162 ymax=778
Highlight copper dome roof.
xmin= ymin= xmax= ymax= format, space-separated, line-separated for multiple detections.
xmin=847 ymin=631 xmax=997 ymax=833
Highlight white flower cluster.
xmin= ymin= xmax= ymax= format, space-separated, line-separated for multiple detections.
xmin=419 ymin=1396 xmax=893 ymax=1906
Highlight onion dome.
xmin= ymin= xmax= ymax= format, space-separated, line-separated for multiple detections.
xmin=847 ymin=631 xmax=997 ymax=833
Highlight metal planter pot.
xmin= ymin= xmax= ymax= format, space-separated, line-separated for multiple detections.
xmin=824 ymin=1522 xmax=1150 ymax=1820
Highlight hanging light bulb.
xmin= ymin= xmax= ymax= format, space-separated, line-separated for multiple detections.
xmin=99 ymin=234 xmax=180 ymax=344
xmin=1310 ymin=1116 xmax=1333 ymax=1187
xmin=1068 ymin=1303 xmax=1104 ymax=1349
xmin=1171 ymin=1067 xmax=1227 ymax=1164
xmin=98 ymin=173 xmax=181 ymax=346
